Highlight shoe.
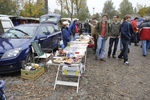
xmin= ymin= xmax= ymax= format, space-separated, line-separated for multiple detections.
xmin=135 ymin=44 xmax=139 ymax=46
xmin=100 ymin=59 xmax=106 ymax=62
xmin=118 ymin=56 xmax=123 ymax=59
xmin=143 ymin=55 xmax=146 ymax=57
xmin=128 ymin=49 xmax=130 ymax=53
xmin=112 ymin=55 xmax=116 ymax=58
xmin=108 ymin=55 xmax=110 ymax=58
xmin=124 ymin=61 xmax=129 ymax=66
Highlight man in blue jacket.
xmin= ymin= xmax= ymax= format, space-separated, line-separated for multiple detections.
xmin=118 ymin=15 xmax=131 ymax=65
xmin=69 ymin=18 xmax=79 ymax=40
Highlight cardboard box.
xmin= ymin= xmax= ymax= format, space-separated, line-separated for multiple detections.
xmin=21 ymin=65 xmax=44 ymax=80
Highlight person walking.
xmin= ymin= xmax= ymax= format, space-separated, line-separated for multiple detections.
xmin=69 ymin=18 xmax=79 ymax=40
xmin=131 ymin=17 xmax=139 ymax=46
xmin=118 ymin=15 xmax=131 ymax=65
xmin=108 ymin=15 xmax=121 ymax=58
xmin=95 ymin=14 xmax=110 ymax=61
xmin=139 ymin=17 xmax=150 ymax=56
xmin=62 ymin=21 xmax=71 ymax=47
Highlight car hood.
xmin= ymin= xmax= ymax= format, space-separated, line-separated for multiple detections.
xmin=0 ymin=38 xmax=31 ymax=53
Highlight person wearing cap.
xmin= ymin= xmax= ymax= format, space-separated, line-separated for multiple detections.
xmin=131 ymin=17 xmax=139 ymax=46
xmin=62 ymin=21 xmax=70 ymax=47
xmin=69 ymin=18 xmax=79 ymax=40
xmin=95 ymin=14 xmax=110 ymax=61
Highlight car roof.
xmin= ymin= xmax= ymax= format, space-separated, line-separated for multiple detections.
xmin=16 ymin=23 xmax=55 ymax=27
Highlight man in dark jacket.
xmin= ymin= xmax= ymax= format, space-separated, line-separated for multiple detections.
xmin=118 ymin=15 xmax=131 ymax=65
xmin=95 ymin=14 xmax=110 ymax=61
xmin=108 ymin=15 xmax=121 ymax=58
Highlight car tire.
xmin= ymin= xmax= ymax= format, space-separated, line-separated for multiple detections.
xmin=25 ymin=52 xmax=34 ymax=64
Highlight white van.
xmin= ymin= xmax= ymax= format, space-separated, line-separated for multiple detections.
xmin=0 ymin=17 xmax=14 ymax=34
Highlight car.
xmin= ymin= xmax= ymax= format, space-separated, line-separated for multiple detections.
xmin=0 ymin=17 xmax=14 ymax=34
xmin=0 ymin=23 xmax=61 ymax=73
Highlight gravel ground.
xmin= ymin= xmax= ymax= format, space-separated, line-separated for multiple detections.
xmin=1 ymin=40 xmax=150 ymax=100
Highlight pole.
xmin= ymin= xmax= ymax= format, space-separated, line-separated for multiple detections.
xmin=93 ymin=7 xmax=95 ymax=15
xmin=29 ymin=0 xmax=32 ymax=17
xmin=60 ymin=0 xmax=63 ymax=16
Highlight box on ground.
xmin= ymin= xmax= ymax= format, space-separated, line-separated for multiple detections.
xmin=21 ymin=64 xmax=44 ymax=80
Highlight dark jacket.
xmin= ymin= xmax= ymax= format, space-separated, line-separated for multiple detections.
xmin=95 ymin=21 xmax=110 ymax=40
xmin=110 ymin=21 xmax=121 ymax=37
xmin=62 ymin=27 xmax=71 ymax=47
xmin=121 ymin=21 xmax=131 ymax=40
xmin=69 ymin=22 xmax=76 ymax=36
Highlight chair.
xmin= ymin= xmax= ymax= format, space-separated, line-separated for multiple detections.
xmin=31 ymin=41 xmax=52 ymax=60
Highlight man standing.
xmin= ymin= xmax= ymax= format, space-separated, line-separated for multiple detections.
xmin=118 ymin=15 xmax=131 ymax=65
xmin=108 ymin=15 xmax=121 ymax=58
xmin=69 ymin=18 xmax=79 ymax=40
xmin=131 ymin=17 xmax=139 ymax=46
xmin=95 ymin=14 xmax=110 ymax=61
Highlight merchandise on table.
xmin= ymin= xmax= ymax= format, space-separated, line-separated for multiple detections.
xmin=62 ymin=65 xmax=81 ymax=76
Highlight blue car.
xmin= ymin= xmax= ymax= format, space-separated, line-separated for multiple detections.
xmin=0 ymin=24 xmax=61 ymax=73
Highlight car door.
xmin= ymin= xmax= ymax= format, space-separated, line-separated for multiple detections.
xmin=46 ymin=25 xmax=61 ymax=49
xmin=37 ymin=26 xmax=52 ymax=52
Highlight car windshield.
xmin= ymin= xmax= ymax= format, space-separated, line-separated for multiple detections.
xmin=40 ymin=16 xmax=58 ymax=23
xmin=0 ymin=25 xmax=37 ymax=39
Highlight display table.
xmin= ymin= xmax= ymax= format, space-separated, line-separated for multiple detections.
xmin=47 ymin=35 xmax=91 ymax=93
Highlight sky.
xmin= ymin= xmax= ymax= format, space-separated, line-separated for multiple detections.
xmin=48 ymin=0 xmax=150 ymax=15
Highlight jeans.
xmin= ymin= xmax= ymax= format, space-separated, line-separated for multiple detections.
xmin=96 ymin=36 xmax=106 ymax=59
xmin=120 ymin=39 xmax=130 ymax=51
xmin=141 ymin=40 xmax=150 ymax=55
xmin=119 ymin=39 xmax=129 ymax=62
xmin=134 ymin=32 xmax=138 ymax=45
xmin=108 ymin=37 xmax=119 ymax=56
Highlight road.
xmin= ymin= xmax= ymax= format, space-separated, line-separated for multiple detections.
xmin=1 ymin=40 xmax=150 ymax=100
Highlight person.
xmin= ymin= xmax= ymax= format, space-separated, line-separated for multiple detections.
xmin=131 ymin=17 xmax=139 ymax=46
xmin=108 ymin=15 xmax=121 ymax=58
xmin=84 ymin=20 xmax=91 ymax=34
xmin=95 ymin=14 xmax=110 ymax=61
xmin=139 ymin=17 xmax=150 ymax=56
xmin=91 ymin=20 xmax=97 ymax=52
xmin=118 ymin=15 xmax=131 ymax=65
xmin=62 ymin=21 xmax=71 ymax=47
xmin=69 ymin=18 xmax=79 ymax=40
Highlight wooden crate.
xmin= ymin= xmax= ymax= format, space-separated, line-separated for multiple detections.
xmin=21 ymin=65 xmax=44 ymax=80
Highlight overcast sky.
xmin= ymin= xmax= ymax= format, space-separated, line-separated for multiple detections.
xmin=48 ymin=0 xmax=150 ymax=15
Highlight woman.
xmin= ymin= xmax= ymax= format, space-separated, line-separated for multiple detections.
xmin=62 ymin=21 xmax=71 ymax=47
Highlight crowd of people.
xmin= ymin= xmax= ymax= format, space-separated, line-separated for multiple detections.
xmin=61 ymin=14 xmax=150 ymax=66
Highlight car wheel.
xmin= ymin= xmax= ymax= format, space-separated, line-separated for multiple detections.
xmin=25 ymin=52 xmax=34 ymax=64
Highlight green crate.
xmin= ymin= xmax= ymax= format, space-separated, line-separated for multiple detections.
xmin=21 ymin=65 xmax=44 ymax=80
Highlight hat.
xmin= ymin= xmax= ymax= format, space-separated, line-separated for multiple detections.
xmin=134 ymin=17 xmax=139 ymax=20
xmin=73 ymin=18 xmax=79 ymax=22
xmin=62 ymin=21 xmax=69 ymax=25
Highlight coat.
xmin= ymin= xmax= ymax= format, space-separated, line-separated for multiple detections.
xmin=140 ymin=22 xmax=150 ymax=40
xmin=95 ymin=21 xmax=110 ymax=40
xmin=62 ymin=27 xmax=71 ymax=47
xmin=121 ymin=21 xmax=131 ymax=41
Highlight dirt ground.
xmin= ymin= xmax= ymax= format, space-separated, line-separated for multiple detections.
xmin=1 ymin=40 xmax=150 ymax=100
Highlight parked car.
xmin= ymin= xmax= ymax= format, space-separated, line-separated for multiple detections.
xmin=0 ymin=23 xmax=61 ymax=73
xmin=0 ymin=17 xmax=14 ymax=34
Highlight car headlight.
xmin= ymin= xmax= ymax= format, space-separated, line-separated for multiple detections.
xmin=1 ymin=48 xmax=22 ymax=59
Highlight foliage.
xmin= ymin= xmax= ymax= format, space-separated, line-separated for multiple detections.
xmin=20 ymin=0 xmax=45 ymax=18
xmin=0 ymin=0 xmax=18 ymax=15
xmin=102 ymin=0 xmax=117 ymax=19
xmin=119 ymin=0 xmax=133 ymax=18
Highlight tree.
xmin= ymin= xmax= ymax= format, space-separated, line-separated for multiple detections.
xmin=102 ymin=0 xmax=117 ymax=19
xmin=119 ymin=0 xmax=133 ymax=18
xmin=138 ymin=7 xmax=146 ymax=17
xmin=0 ymin=0 xmax=18 ymax=15
xmin=20 ymin=0 xmax=45 ymax=18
